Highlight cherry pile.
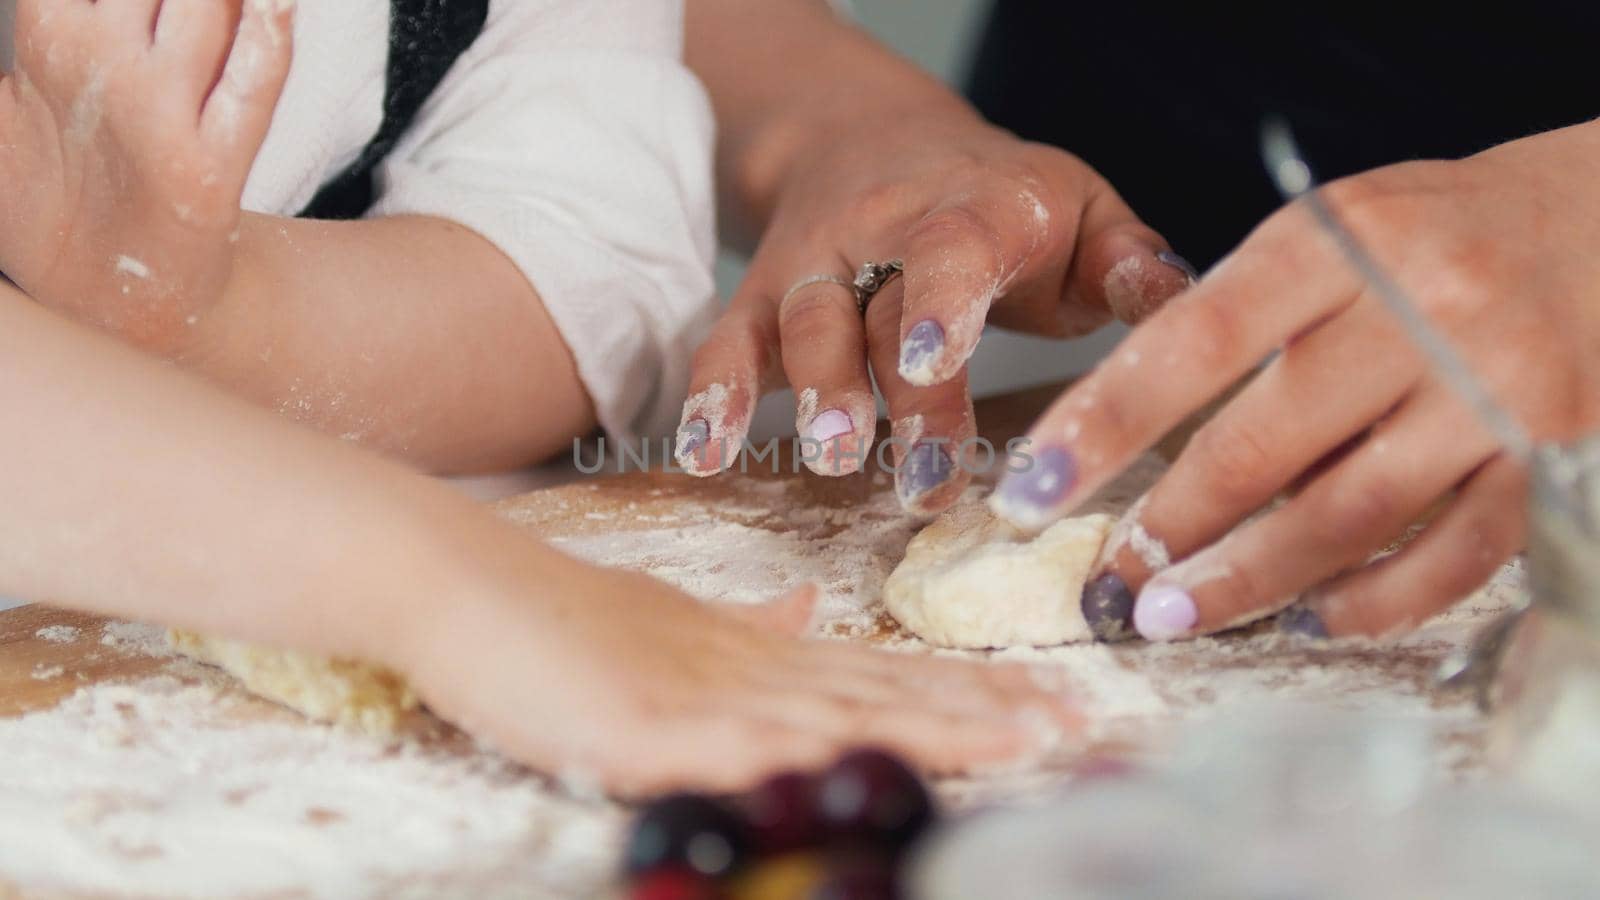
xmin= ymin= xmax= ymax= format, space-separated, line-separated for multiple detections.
xmin=623 ymin=748 xmax=935 ymax=899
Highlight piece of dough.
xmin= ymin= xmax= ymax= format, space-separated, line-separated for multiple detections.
xmin=169 ymin=630 xmax=418 ymax=735
xmin=883 ymin=503 xmax=1114 ymax=649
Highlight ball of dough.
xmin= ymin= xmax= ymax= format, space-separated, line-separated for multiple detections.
xmin=882 ymin=503 xmax=1114 ymax=649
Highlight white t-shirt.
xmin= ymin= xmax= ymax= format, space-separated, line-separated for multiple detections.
xmin=10 ymin=0 xmax=720 ymax=444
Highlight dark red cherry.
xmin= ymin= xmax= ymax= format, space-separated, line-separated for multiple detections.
xmin=809 ymin=853 xmax=900 ymax=900
xmin=741 ymin=771 xmax=822 ymax=853
xmin=814 ymin=749 xmax=933 ymax=853
xmin=626 ymin=793 xmax=749 ymax=879
xmin=629 ymin=865 xmax=721 ymax=900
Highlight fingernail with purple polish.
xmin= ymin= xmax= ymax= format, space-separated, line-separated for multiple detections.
xmin=675 ymin=417 xmax=709 ymax=460
xmin=995 ymin=445 xmax=1077 ymax=524
xmin=896 ymin=441 xmax=954 ymax=505
xmin=1081 ymin=572 xmax=1136 ymax=642
xmin=898 ymin=319 xmax=946 ymax=380
xmin=1133 ymin=584 xmax=1198 ymax=641
xmin=1277 ymin=604 xmax=1329 ymax=640
xmin=1156 ymin=250 xmax=1200 ymax=283
xmin=805 ymin=408 xmax=853 ymax=444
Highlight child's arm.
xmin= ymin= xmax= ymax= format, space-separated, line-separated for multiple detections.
xmin=0 ymin=283 xmax=1075 ymax=793
xmin=188 ymin=212 xmax=599 ymax=474
xmin=1 ymin=0 xmax=702 ymax=473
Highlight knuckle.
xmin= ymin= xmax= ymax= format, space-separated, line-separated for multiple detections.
xmin=1319 ymin=477 xmax=1402 ymax=539
xmin=1204 ymin=562 xmax=1268 ymax=626
xmin=1412 ymin=255 xmax=1491 ymax=324
xmin=848 ymin=182 xmax=909 ymax=226
xmin=1317 ymin=174 xmax=1386 ymax=220
xmin=778 ymin=287 xmax=849 ymax=338
xmin=1456 ymin=519 xmax=1506 ymax=572
xmin=1188 ymin=419 xmax=1277 ymax=505
xmin=907 ymin=203 xmax=994 ymax=244
xmin=1176 ymin=295 xmax=1245 ymax=372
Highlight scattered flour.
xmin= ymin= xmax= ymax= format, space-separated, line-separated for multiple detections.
xmin=98 ymin=621 xmax=175 ymax=657
xmin=65 ymin=70 xmax=107 ymax=146
xmin=113 ymin=255 xmax=151 ymax=280
xmin=551 ymin=486 xmax=915 ymax=630
xmin=0 ymin=677 xmax=621 ymax=899
xmin=34 ymin=625 xmax=79 ymax=644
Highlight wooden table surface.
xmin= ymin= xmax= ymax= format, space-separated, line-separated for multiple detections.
xmin=0 ymin=382 xmax=1519 ymax=898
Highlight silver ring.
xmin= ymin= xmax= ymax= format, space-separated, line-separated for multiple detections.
xmin=781 ymin=274 xmax=853 ymax=306
xmin=782 ymin=259 xmax=905 ymax=316
xmin=851 ymin=259 xmax=903 ymax=314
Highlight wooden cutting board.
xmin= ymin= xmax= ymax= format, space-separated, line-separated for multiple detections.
xmin=0 ymin=382 xmax=1516 ymax=898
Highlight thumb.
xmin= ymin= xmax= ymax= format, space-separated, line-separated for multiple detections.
xmin=722 ymin=584 xmax=819 ymax=636
xmin=1064 ymin=175 xmax=1198 ymax=324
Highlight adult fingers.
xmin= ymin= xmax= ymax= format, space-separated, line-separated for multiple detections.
xmin=895 ymin=160 xmax=1191 ymax=389
xmin=865 ymin=279 xmax=976 ymax=515
xmin=1281 ymin=455 xmax=1527 ymax=639
xmin=1083 ymin=300 xmax=1423 ymax=639
xmin=675 ymin=302 xmax=780 ymax=476
xmin=1130 ymin=384 xmax=1499 ymax=641
xmin=991 ymin=205 xmax=1361 ymax=532
xmin=777 ymin=267 xmax=878 ymax=476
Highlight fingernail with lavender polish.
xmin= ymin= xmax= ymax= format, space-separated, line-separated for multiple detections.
xmin=896 ymin=441 xmax=954 ymax=505
xmin=1081 ymin=572 xmax=1137 ymax=642
xmin=1156 ymin=250 xmax=1200 ymax=283
xmin=993 ymin=445 xmax=1077 ymax=529
xmin=1132 ymin=584 xmax=1198 ymax=642
xmin=675 ymin=417 xmax=709 ymax=461
xmin=804 ymin=408 xmax=853 ymax=444
xmin=1277 ymin=604 xmax=1329 ymax=640
xmin=897 ymin=319 xmax=946 ymax=381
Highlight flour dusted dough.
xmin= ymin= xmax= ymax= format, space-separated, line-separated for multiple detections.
xmin=882 ymin=453 xmax=1168 ymax=649
xmin=169 ymin=630 xmax=418 ymax=735
xmin=883 ymin=505 xmax=1113 ymax=649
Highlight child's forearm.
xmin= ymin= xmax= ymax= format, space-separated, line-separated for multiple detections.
xmin=685 ymin=0 xmax=977 ymax=247
xmin=0 ymin=283 xmax=571 ymax=665
xmin=187 ymin=213 xmax=596 ymax=474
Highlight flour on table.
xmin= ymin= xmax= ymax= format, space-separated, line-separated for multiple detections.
xmin=35 ymin=624 xmax=80 ymax=643
xmin=0 ymin=675 xmax=621 ymax=899
xmin=548 ymin=486 xmax=920 ymax=635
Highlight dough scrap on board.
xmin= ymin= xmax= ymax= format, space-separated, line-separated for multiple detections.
xmin=169 ymin=630 xmax=418 ymax=734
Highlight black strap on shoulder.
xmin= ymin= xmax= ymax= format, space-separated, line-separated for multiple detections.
xmin=299 ymin=0 xmax=490 ymax=220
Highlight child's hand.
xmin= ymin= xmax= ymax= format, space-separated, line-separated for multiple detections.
xmin=401 ymin=554 xmax=1079 ymax=796
xmin=0 ymin=0 xmax=293 ymax=351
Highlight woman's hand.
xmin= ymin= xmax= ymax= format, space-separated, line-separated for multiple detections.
xmin=680 ymin=106 xmax=1191 ymax=513
xmin=994 ymin=121 xmax=1600 ymax=642
xmin=678 ymin=2 xmax=1191 ymax=513
xmin=400 ymin=545 xmax=1081 ymax=797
